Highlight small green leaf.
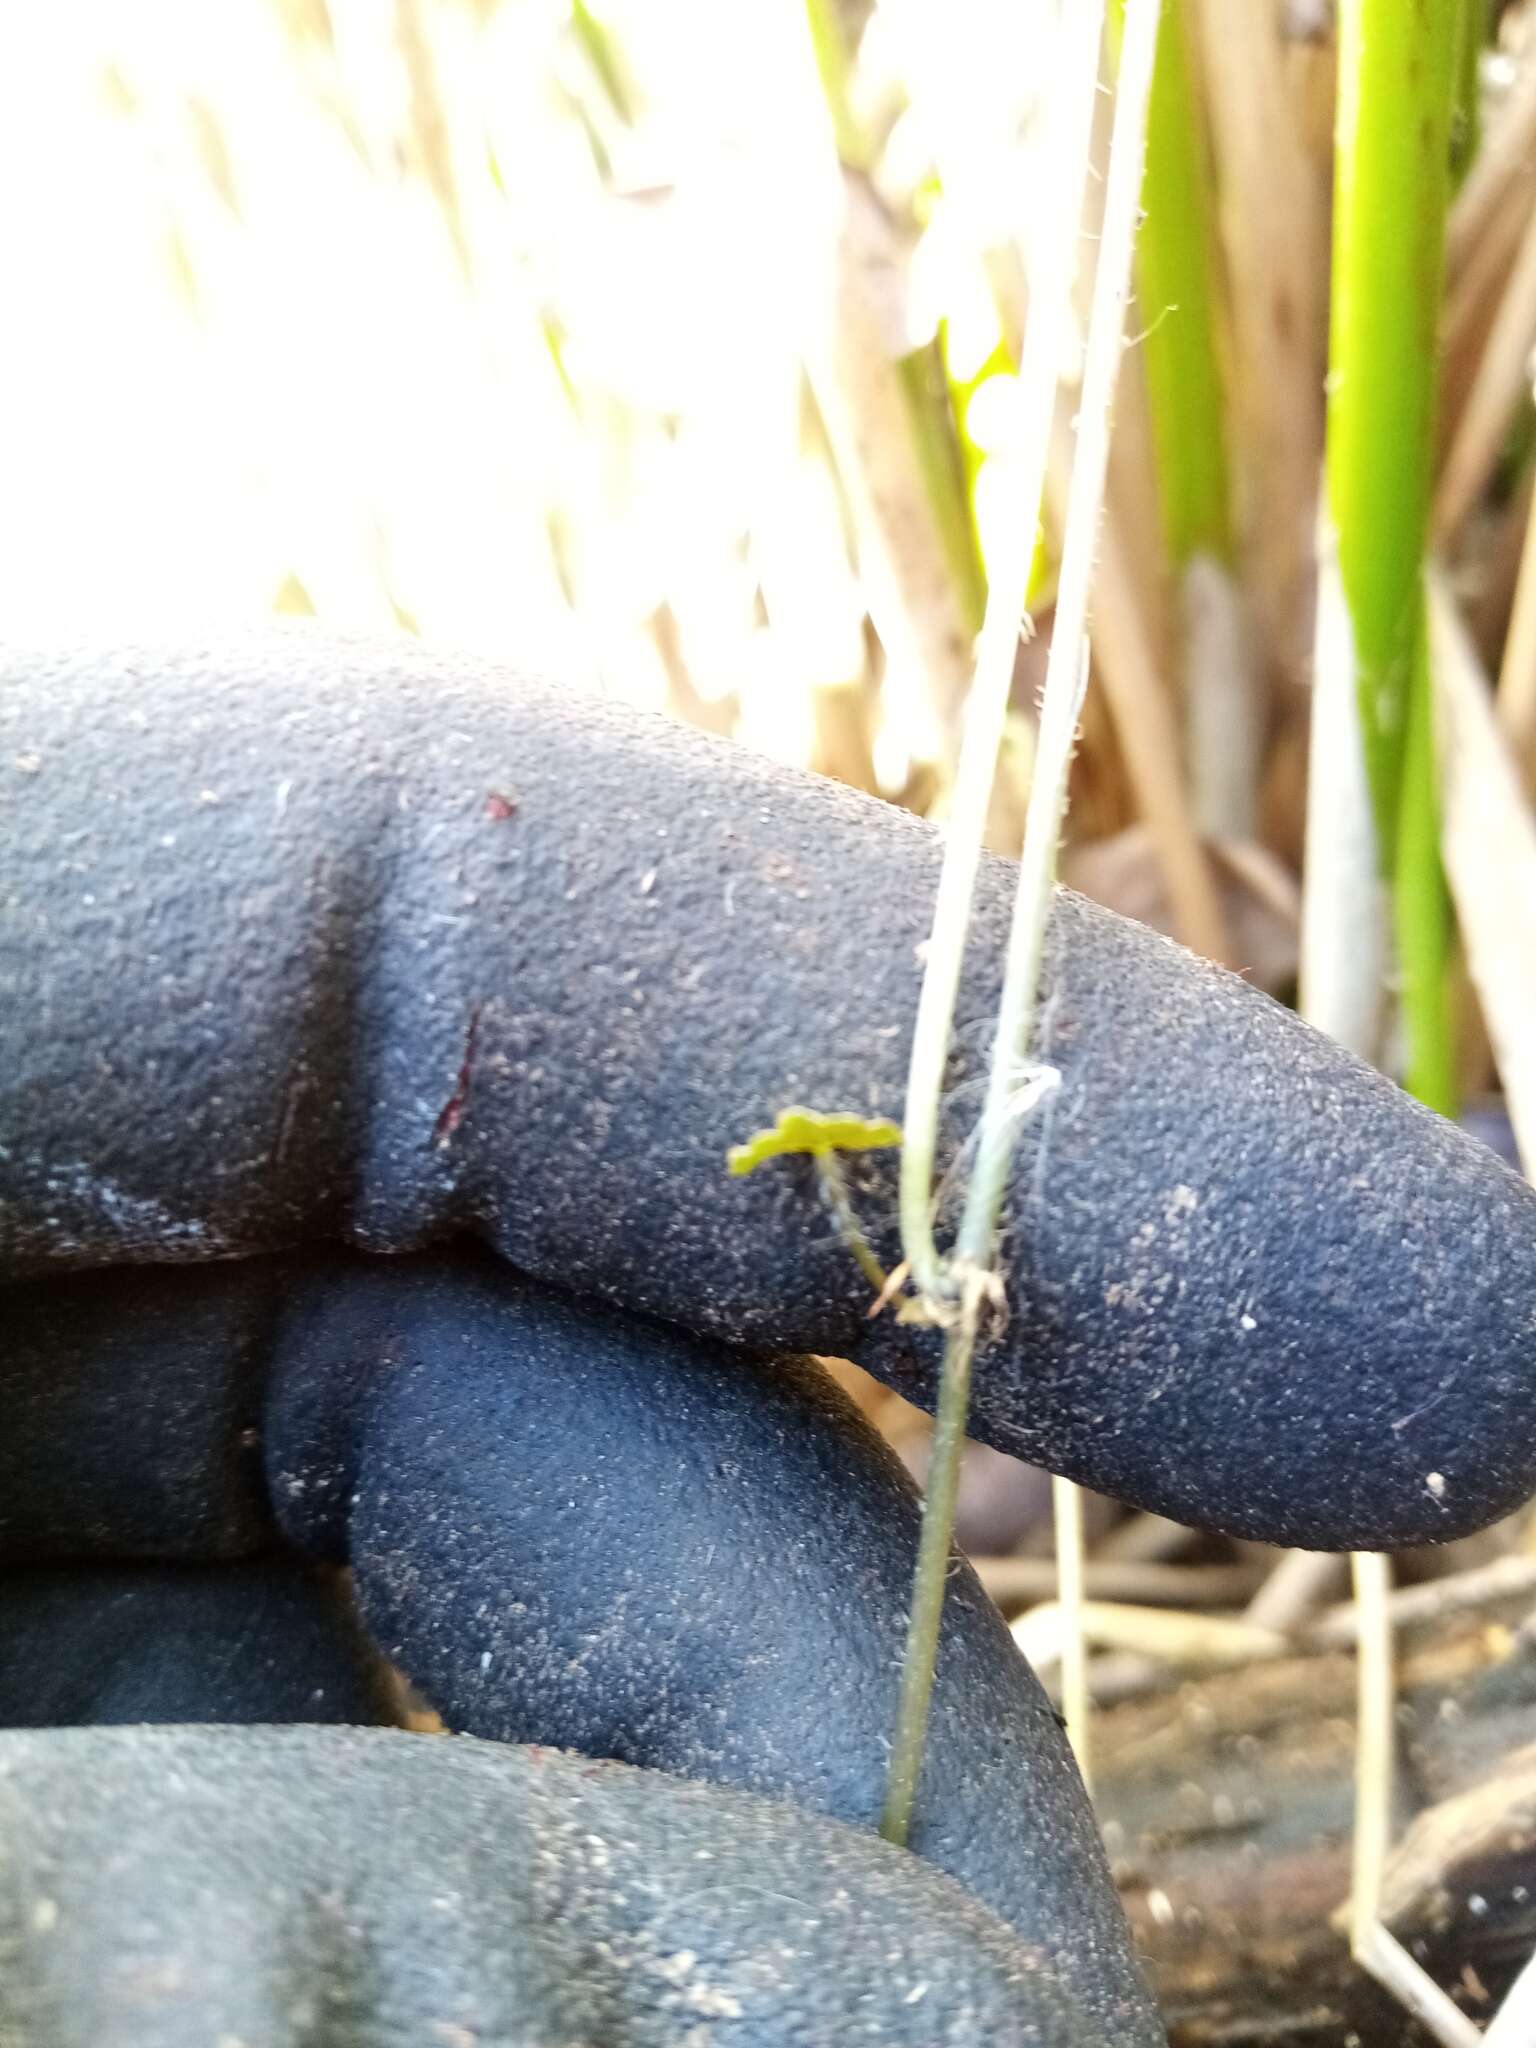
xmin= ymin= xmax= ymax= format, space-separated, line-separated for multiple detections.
xmin=727 ymin=1106 xmax=902 ymax=1177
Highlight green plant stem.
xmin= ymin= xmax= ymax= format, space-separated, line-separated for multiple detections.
xmin=1329 ymin=0 xmax=1459 ymax=859
xmin=814 ymin=1151 xmax=890 ymax=1295
xmin=1329 ymin=0 xmax=1462 ymax=1108
xmin=803 ymin=0 xmax=873 ymax=172
xmin=1121 ymin=0 xmax=1232 ymax=568
xmin=878 ymin=1295 xmax=977 ymax=1844
xmin=896 ymin=344 xmax=989 ymax=637
xmin=883 ymin=0 xmax=1160 ymax=1845
xmin=1323 ymin=10 xmax=1470 ymax=2037
xmin=569 ymin=0 xmax=639 ymax=127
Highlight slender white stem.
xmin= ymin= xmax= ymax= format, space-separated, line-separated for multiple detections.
xmin=955 ymin=0 xmax=1160 ymax=1271
xmin=1356 ymin=1924 xmax=1480 ymax=2048
xmin=898 ymin=0 xmax=1105 ymax=1303
xmin=883 ymin=0 xmax=1163 ymax=1841
xmin=1486 ymin=1945 xmax=1536 ymax=2047
xmin=1345 ymin=1556 xmax=1476 ymax=2047
xmin=1348 ymin=1549 xmax=1394 ymax=1957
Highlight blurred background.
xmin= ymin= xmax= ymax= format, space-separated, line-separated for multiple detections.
xmin=0 ymin=0 xmax=1331 ymax=949
xmin=11 ymin=3 xmax=1536 ymax=2038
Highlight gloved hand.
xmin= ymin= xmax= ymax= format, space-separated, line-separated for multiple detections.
xmin=5 ymin=633 xmax=1535 ymax=2046
xmin=1 ymin=1249 xmax=1140 ymax=2046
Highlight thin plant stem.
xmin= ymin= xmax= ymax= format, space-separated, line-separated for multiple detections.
xmin=1348 ymin=1549 xmax=1394 ymax=1960
xmin=895 ymin=343 xmax=988 ymax=637
xmin=1355 ymin=1925 xmax=1480 ymax=2047
xmin=1350 ymin=1554 xmax=1480 ymax=2046
xmin=957 ymin=0 xmax=1158 ymax=1262
xmin=1052 ymin=1472 xmax=1092 ymax=1793
xmin=897 ymin=0 xmax=1106 ymax=1306
xmin=1497 ymin=464 xmax=1536 ymax=767
xmin=883 ymin=0 xmax=1162 ymax=1843
xmin=815 ymin=1150 xmax=890 ymax=1295
xmin=879 ymin=1279 xmax=980 ymax=1845
xmin=802 ymin=0 xmax=872 ymax=171
xmin=569 ymin=0 xmax=640 ymax=127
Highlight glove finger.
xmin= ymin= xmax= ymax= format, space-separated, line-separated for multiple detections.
xmin=264 ymin=1245 xmax=1158 ymax=2042
xmin=0 ymin=1559 xmax=397 ymax=1727
xmin=0 ymin=1249 xmax=1159 ymax=2041
xmin=4 ymin=637 xmax=1534 ymax=1546
xmin=0 ymin=1724 xmax=1102 ymax=2048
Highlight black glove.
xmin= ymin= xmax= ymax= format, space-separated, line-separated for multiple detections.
xmin=5 ymin=634 xmax=1531 ymax=1547
xmin=5 ymin=633 xmax=1534 ymax=2045
xmin=1 ymin=1723 xmax=1100 ymax=2047
xmin=1 ymin=1247 xmax=1153 ymax=2043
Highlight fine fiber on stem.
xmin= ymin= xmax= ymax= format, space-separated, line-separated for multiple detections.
xmin=883 ymin=0 xmax=1162 ymax=1845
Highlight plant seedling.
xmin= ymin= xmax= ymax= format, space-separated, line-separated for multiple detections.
xmin=729 ymin=1107 xmax=901 ymax=1294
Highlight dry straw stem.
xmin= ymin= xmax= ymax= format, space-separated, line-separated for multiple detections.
xmin=1354 ymin=1922 xmax=1481 ymax=2048
xmin=1191 ymin=0 xmax=1328 ymax=687
xmin=882 ymin=0 xmax=1160 ymax=1847
xmin=1308 ymin=1552 xmax=1536 ymax=1650
xmin=1011 ymin=1599 xmax=1288 ymax=1675
xmin=1499 ymin=450 xmax=1536 ymax=770
xmin=1097 ymin=1509 xmax=1195 ymax=1563
xmin=1349 ymin=1547 xmax=1481 ymax=2048
xmin=1499 ymin=449 xmax=1536 ymax=766
xmin=1242 ymin=1544 xmax=1347 ymax=1634
xmin=801 ymin=0 xmax=983 ymax=753
xmin=1439 ymin=41 xmax=1536 ymax=452
xmin=1051 ymin=1473 xmax=1092 ymax=1794
xmin=813 ymin=174 xmax=980 ymax=751
xmin=975 ymin=1555 xmax=1262 ymax=1607
xmin=1429 ymin=566 xmax=1536 ymax=1173
xmin=1440 ymin=164 xmax=1536 ymax=454
xmin=1435 ymin=197 xmax=1536 ymax=544
xmin=1348 ymin=1550 xmax=1395 ymax=1958
xmin=1104 ymin=316 xmax=1173 ymax=668
xmin=1445 ymin=32 xmax=1536 ymax=280
xmin=1044 ymin=437 xmax=1232 ymax=963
